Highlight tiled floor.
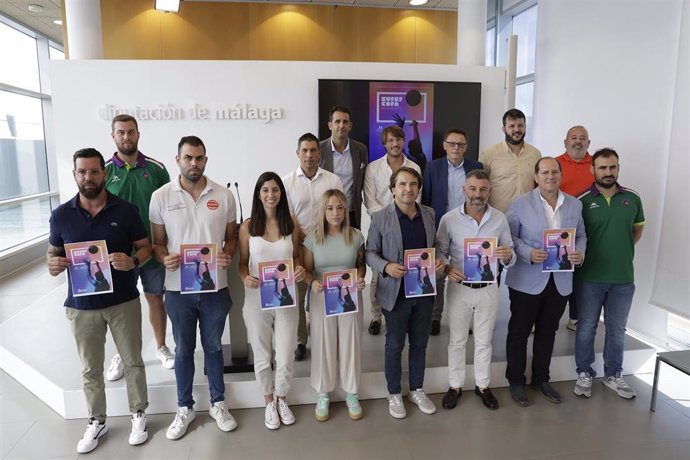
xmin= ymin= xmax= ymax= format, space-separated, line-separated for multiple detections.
xmin=1 ymin=261 xmax=689 ymax=459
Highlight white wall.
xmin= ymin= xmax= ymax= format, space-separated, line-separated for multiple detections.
xmin=533 ymin=0 xmax=685 ymax=345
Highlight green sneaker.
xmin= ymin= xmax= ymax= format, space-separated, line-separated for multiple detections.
xmin=346 ymin=393 xmax=362 ymax=420
xmin=315 ymin=393 xmax=330 ymax=421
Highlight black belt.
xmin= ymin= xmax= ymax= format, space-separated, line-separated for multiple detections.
xmin=461 ymin=282 xmax=489 ymax=289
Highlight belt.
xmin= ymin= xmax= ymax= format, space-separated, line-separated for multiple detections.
xmin=462 ymin=282 xmax=489 ymax=289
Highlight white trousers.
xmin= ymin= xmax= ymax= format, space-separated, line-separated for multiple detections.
xmin=447 ymin=282 xmax=499 ymax=389
xmin=309 ymin=289 xmax=363 ymax=394
xmin=243 ymin=289 xmax=298 ymax=397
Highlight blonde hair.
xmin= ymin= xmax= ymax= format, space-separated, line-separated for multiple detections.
xmin=313 ymin=189 xmax=354 ymax=245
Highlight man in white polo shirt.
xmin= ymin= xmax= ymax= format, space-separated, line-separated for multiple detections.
xmin=150 ymin=136 xmax=238 ymax=440
xmin=283 ymin=132 xmax=343 ymax=361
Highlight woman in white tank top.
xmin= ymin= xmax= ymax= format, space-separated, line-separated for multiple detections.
xmin=238 ymin=172 xmax=305 ymax=430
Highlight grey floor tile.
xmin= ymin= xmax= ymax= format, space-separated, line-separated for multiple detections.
xmin=0 ymin=420 xmax=33 ymax=458
xmin=300 ymin=432 xmax=411 ymax=460
xmin=0 ymin=390 xmax=63 ymax=424
xmin=661 ymin=398 xmax=690 ymax=419
xmin=534 ymin=440 xmax=690 ymax=460
xmin=194 ymin=438 xmax=299 ymax=460
xmin=0 ymin=371 xmax=26 ymax=395
xmin=4 ymin=418 xmax=88 ymax=459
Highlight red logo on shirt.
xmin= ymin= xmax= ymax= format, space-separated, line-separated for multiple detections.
xmin=207 ymin=200 xmax=219 ymax=210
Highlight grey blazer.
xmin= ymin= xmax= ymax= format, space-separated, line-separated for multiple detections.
xmin=505 ymin=188 xmax=587 ymax=296
xmin=365 ymin=203 xmax=436 ymax=311
xmin=319 ymin=137 xmax=368 ymax=226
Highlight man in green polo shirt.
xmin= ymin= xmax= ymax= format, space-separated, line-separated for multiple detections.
xmin=104 ymin=115 xmax=173 ymax=380
xmin=573 ymin=148 xmax=644 ymax=400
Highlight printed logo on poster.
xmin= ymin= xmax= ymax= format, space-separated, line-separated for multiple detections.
xmin=64 ymin=240 xmax=114 ymax=297
xmin=180 ymin=243 xmax=218 ymax=293
xmin=375 ymin=91 xmax=428 ymax=124
xmin=258 ymin=259 xmax=297 ymax=309
xmin=323 ymin=269 xmax=359 ymax=317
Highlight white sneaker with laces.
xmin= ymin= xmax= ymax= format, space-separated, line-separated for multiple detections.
xmin=388 ymin=393 xmax=406 ymax=419
xmin=602 ymin=374 xmax=636 ymax=399
xmin=76 ymin=418 xmax=107 ymax=453
xmin=129 ymin=411 xmax=148 ymax=445
xmin=209 ymin=401 xmax=237 ymax=432
xmin=264 ymin=400 xmax=280 ymax=430
xmin=409 ymin=389 xmax=437 ymax=414
xmin=276 ymin=398 xmax=295 ymax=425
xmin=105 ymin=354 xmax=124 ymax=381
xmin=574 ymin=372 xmax=593 ymax=398
xmin=166 ymin=407 xmax=196 ymax=440
xmin=156 ymin=345 xmax=175 ymax=369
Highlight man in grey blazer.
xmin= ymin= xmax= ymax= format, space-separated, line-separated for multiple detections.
xmin=505 ymin=157 xmax=586 ymax=407
xmin=319 ymin=106 xmax=368 ymax=229
xmin=366 ymin=166 xmax=444 ymax=419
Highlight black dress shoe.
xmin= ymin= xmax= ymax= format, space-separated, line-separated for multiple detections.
xmin=474 ymin=386 xmax=499 ymax=410
xmin=532 ymin=381 xmax=562 ymax=403
xmin=509 ymin=384 xmax=529 ymax=407
xmin=442 ymin=387 xmax=462 ymax=409
xmin=430 ymin=320 xmax=441 ymax=336
xmin=294 ymin=343 xmax=306 ymax=361
xmin=368 ymin=320 xmax=381 ymax=335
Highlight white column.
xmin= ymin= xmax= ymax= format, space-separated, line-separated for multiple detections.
xmin=64 ymin=0 xmax=103 ymax=59
xmin=457 ymin=0 xmax=487 ymax=65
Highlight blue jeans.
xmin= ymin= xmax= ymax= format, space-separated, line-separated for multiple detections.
xmin=382 ymin=296 xmax=433 ymax=394
xmin=575 ymin=281 xmax=635 ymax=378
xmin=165 ymin=288 xmax=231 ymax=408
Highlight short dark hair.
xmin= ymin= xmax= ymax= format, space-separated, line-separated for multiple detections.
xmin=466 ymin=169 xmax=490 ymax=181
xmin=111 ymin=114 xmax=138 ymax=132
xmin=73 ymin=148 xmax=105 ymax=169
xmin=177 ymin=136 xmax=206 ymax=155
xmin=297 ymin=132 xmax=319 ymax=148
xmin=592 ymin=147 xmax=619 ymax=165
xmin=534 ymin=156 xmax=562 ymax=174
xmin=328 ymin=106 xmax=351 ymax=121
xmin=389 ymin=166 xmax=422 ymax=191
xmin=502 ymin=109 xmax=526 ymax=126
xmin=444 ymin=128 xmax=468 ymax=142
xmin=381 ymin=125 xmax=405 ymax=144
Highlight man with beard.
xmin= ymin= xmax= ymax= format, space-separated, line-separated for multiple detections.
xmin=574 ymin=148 xmax=644 ymax=400
xmin=105 ymin=115 xmax=173 ymax=381
xmin=283 ymin=132 xmax=343 ymax=361
xmin=479 ymin=109 xmax=541 ymax=213
xmin=319 ymin=106 xmax=368 ymax=229
xmin=436 ymin=170 xmax=515 ymax=411
xmin=556 ymin=125 xmax=594 ymax=331
xmin=150 ymin=136 xmax=239 ymax=439
xmin=47 ymin=148 xmax=151 ymax=453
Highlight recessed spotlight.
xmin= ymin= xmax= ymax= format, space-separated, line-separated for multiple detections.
xmin=155 ymin=0 xmax=180 ymax=13
xmin=409 ymin=0 xmax=429 ymax=5
xmin=28 ymin=4 xmax=44 ymax=13
xmin=53 ymin=19 xmax=62 ymax=25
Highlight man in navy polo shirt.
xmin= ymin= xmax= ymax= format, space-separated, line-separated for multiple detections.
xmin=47 ymin=148 xmax=151 ymax=454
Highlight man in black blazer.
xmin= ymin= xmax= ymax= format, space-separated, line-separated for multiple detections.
xmin=422 ymin=128 xmax=483 ymax=335
xmin=319 ymin=106 xmax=368 ymax=229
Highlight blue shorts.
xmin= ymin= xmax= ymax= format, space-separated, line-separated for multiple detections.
xmin=135 ymin=262 xmax=165 ymax=296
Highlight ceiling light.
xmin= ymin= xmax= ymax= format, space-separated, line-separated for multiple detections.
xmin=53 ymin=19 xmax=63 ymax=25
xmin=155 ymin=0 xmax=180 ymax=13
xmin=28 ymin=4 xmax=44 ymax=13
xmin=409 ymin=0 xmax=428 ymax=5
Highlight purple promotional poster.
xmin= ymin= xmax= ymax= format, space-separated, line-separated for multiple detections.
xmin=64 ymin=240 xmax=114 ymax=297
xmin=180 ymin=243 xmax=218 ymax=294
xmin=368 ymin=82 xmax=434 ymax=167
xmin=403 ymin=248 xmax=437 ymax=298
xmin=258 ymin=259 xmax=296 ymax=309
xmin=323 ymin=269 xmax=359 ymax=317
xmin=463 ymin=237 xmax=498 ymax=283
xmin=542 ymin=228 xmax=576 ymax=272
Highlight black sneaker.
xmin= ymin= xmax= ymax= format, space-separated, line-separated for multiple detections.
xmin=474 ymin=386 xmax=499 ymax=410
xmin=442 ymin=387 xmax=462 ymax=409
xmin=509 ymin=384 xmax=529 ymax=407
xmin=532 ymin=381 xmax=562 ymax=404
xmin=368 ymin=320 xmax=381 ymax=335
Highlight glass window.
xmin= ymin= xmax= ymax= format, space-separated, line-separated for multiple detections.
xmin=515 ymin=81 xmax=534 ymax=142
xmin=0 ymin=196 xmax=53 ymax=253
xmin=49 ymin=46 xmax=65 ymax=60
xmin=486 ymin=28 xmax=496 ymax=66
xmin=0 ymin=22 xmax=40 ymax=92
xmin=512 ymin=5 xmax=537 ymax=77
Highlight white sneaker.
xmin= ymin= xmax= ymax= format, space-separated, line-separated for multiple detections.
xmin=105 ymin=354 xmax=124 ymax=381
xmin=76 ymin=418 xmax=107 ymax=453
xmin=209 ymin=401 xmax=237 ymax=432
xmin=566 ymin=319 xmax=578 ymax=331
xmin=128 ymin=411 xmax=148 ymax=445
xmin=574 ymin=372 xmax=593 ymax=398
xmin=156 ymin=345 xmax=175 ymax=369
xmin=166 ymin=407 xmax=196 ymax=440
xmin=276 ymin=398 xmax=295 ymax=425
xmin=602 ymin=374 xmax=636 ymax=399
xmin=408 ymin=389 xmax=437 ymax=415
xmin=264 ymin=400 xmax=280 ymax=430
xmin=388 ymin=393 xmax=406 ymax=419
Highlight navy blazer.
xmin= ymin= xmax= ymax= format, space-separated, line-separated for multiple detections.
xmin=319 ymin=137 xmax=368 ymax=226
xmin=505 ymin=188 xmax=587 ymax=296
xmin=365 ymin=203 xmax=436 ymax=311
xmin=422 ymin=156 xmax=483 ymax=228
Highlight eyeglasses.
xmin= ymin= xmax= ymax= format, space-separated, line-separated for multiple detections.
xmin=444 ymin=141 xmax=467 ymax=148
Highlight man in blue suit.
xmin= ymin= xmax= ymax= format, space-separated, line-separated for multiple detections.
xmin=505 ymin=157 xmax=586 ymax=407
xmin=422 ymin=129 xmax=483 ymax=335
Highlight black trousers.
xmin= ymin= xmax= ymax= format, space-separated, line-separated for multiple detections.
xmin=505 ymin=275 xmax=567 ymax=385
